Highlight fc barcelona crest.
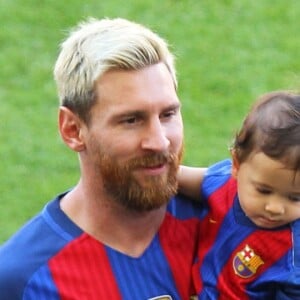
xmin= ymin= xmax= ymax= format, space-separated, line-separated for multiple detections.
xmin=233 ymin=244 xmax=264 ymax=278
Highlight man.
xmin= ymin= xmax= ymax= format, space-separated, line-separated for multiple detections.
xmin=0 ymin=18 xmax=201 ymax=299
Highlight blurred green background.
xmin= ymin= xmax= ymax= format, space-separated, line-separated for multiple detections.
xmin=1 ymin=0 xmax=300 ymax=243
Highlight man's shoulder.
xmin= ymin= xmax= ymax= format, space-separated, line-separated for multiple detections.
xmin=0 ymin=212 xmax=45 ymax=260
xmin=0 ymin=213 xmax=47 ymax=298
xmin=0 ymin=196 xmax=76 ymax=299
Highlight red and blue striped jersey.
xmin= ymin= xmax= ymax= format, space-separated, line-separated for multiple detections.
xmin=0 ymin=192 xmax=201 ymax=300
xmin=193 ymin=159 xmax=300 ymax=299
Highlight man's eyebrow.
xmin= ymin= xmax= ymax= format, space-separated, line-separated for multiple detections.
xmin=112 ymin=103 xmax=181 ymax=118
xmin=165 ymin=103 xmax=181 ymax=110
xmin=113 ymin=110 xmax=145 ymax=117
xmin=160 ymin=103 xmax=181 ymax=114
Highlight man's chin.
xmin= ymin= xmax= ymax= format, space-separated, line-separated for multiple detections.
xmin=135 ymin=174 xmax=169 ymax=189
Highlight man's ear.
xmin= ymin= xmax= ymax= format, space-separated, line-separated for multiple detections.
xmin=58 ymin=106 xmax=86 ymax=152
xmin=231 ymin=149 xmax=240 ymax=179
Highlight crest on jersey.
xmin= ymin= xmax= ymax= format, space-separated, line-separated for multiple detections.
xmin=233 ymin=244 xmax=264 ymax=278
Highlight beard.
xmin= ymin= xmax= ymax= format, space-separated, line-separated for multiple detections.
xmin=94 ymin=146 xmax=183 ymax=212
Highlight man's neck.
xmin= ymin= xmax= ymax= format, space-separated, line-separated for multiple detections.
xmin=60 ymin=182 xmax=167 ymax=257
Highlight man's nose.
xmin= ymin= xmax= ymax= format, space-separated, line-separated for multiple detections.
xmin=141 ymin=119 xmax=170 ymax=152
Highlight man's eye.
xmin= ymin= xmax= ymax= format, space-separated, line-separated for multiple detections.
xmin=161 ymin=110 xmax=176 ymax=119
xmin=122 ymin=117 xmax=137 ymax=124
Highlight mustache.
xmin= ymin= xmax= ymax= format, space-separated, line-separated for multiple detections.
xmin=126 ymin=152 xmax=178 ymax=169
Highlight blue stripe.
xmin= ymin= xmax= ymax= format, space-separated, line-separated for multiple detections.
xmin=199 ymin=207 xmax=254 ymax=293
xmin=106 ymin=235 xmax=179 ymax=299
xmin=167 ymin=194 xmax=203 ymax=220
xmin=24 ymin=265 xmax=60 ymax=300
xmin=202 ymin=159 xmax=232 ymax=198
xmin=292 ymin=220 xmax=300 ymax=267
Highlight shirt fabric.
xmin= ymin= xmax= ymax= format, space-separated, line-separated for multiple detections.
xmin=194 ymin=159 xmax=300 ymax=300
xmin=0 ymin=192 xmax=201 ymax=300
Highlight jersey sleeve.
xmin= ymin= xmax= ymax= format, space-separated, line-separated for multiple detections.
xmin=201 ymin=159 xmax=232 ymax=201
xmin=276 ymin=221 xmax=300 ymax=299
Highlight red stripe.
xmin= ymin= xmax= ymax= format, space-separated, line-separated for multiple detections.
xmin=49 ymin=234 xmax=122 ymax=300
xmin=159 ymin=213 xmax=200 ymax=299
xmin=217 ymin=228 xmax=292 ymax=300
xmin=193 ymin=178 xmax=237 ymax=292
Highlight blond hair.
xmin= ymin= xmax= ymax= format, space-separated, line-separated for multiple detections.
xmin=54 ymin=18 xmax=177 ymax=123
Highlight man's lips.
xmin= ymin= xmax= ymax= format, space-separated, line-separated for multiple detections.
xmin=135 ymin=163 xmax=167 ymax=175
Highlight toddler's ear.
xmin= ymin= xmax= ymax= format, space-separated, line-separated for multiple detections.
xmin=231 ymin=149 xmax=240 ymax=179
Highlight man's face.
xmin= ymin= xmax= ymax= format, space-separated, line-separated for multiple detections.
xmin=85 ymin=63 xmax=183 ymax=211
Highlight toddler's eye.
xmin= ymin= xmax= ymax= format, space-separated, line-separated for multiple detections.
xmin=288 ymin=195 xmax=300 ymax=202
xmin=256 ymin=187 xmax=272 ymax=195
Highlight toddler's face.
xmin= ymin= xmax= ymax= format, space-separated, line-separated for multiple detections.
xmin=233 ymin=152 xmax=300 ymax=229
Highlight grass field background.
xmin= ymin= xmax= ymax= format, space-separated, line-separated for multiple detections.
xmin=1 ymin=0 xmax=300 ymax=243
